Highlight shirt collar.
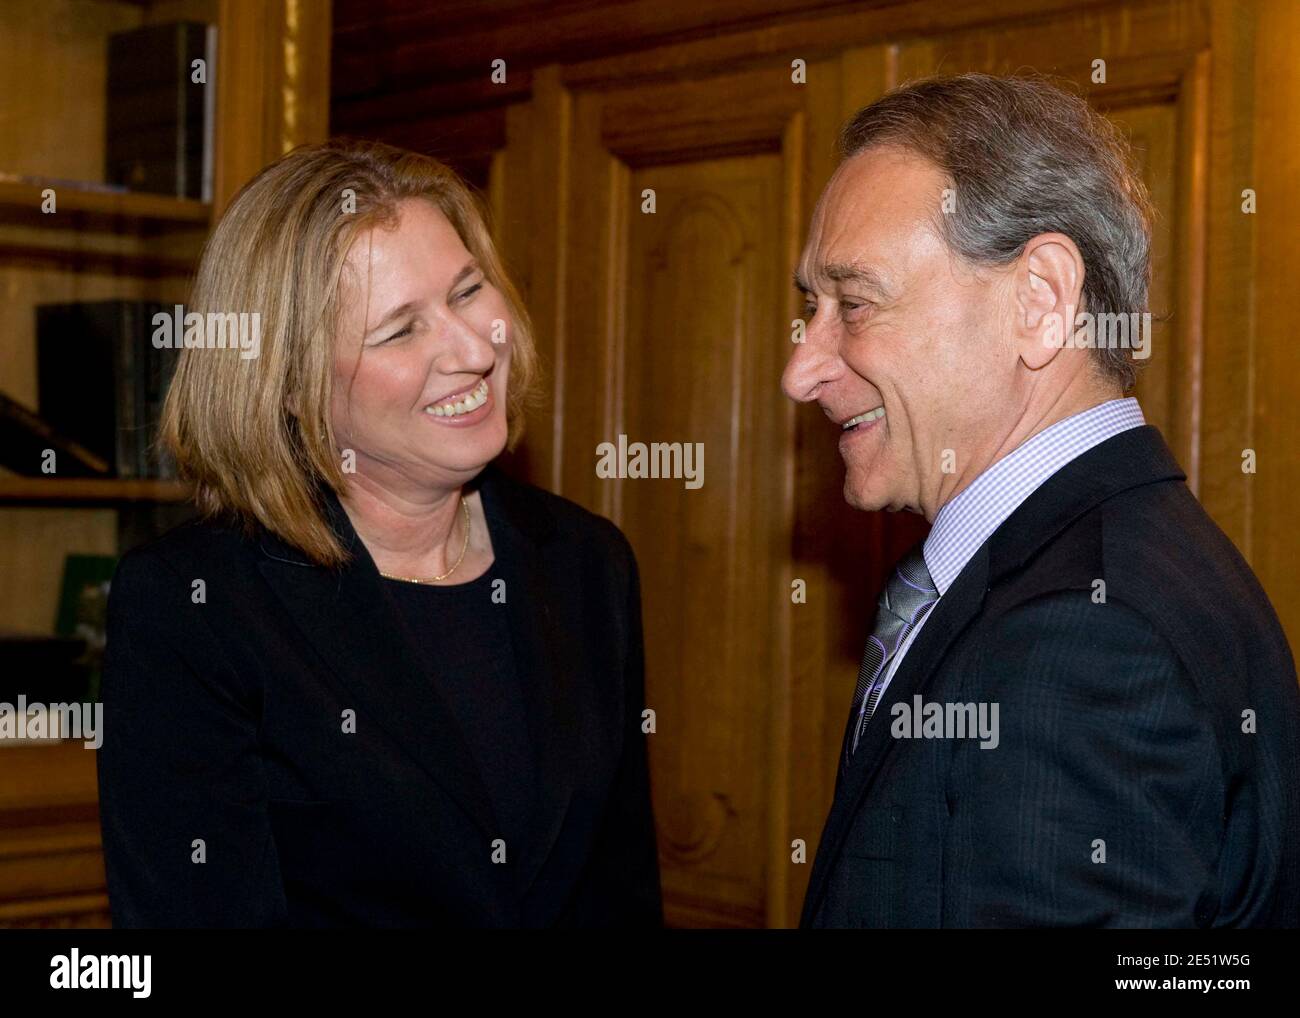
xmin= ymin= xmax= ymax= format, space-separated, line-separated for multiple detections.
xmin=923 ymin=397 xmax=1146 ymax=595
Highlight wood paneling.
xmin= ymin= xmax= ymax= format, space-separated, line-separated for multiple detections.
xmin=493 ymin=67 xmax=571 ymax=487
xmin=332 ymin=0 xmax=878 ymax=103
xmin=0 ymin=745 xmax=107 ymax=929
xmin=619 ymin=154 xmax=785 ymax=925
xmin=1198 ymin=0 xmax=1258 ymax=557
xmin=1249 ymin=0 xmax=1300 ymax=653
xmin=488 ymin=61 xmax=812 ymax=924
xmin=213 ymin=0 xmax=333 ymax=215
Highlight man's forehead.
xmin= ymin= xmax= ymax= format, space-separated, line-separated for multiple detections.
xmin=830 ymin=144 xmax=944 ymax=206
xmin=799 ymin=146 xmax=945 ymax=286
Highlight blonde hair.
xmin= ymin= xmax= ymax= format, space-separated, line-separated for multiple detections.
xmin=161 ymin=139 xmax=539 ymax=567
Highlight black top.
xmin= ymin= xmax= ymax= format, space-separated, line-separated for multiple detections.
xmin=381 ymin=563 xmax=537 ymax=876
xmin=97 ymin=462 xmax=663 ymax=927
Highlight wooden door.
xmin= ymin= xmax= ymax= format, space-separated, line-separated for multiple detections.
xmin=618 ymin=155 xmax=785 ymax=926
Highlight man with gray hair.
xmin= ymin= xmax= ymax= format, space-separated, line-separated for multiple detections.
xmin=785 ymin=73 xmax=1299 ymax=927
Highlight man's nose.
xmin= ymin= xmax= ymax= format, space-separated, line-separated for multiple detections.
xmin=781 ymin=323 xmax=840 ymax=403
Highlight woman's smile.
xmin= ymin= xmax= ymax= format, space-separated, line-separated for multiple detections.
xmin=421 ymin=376 xmax=494 ymax=427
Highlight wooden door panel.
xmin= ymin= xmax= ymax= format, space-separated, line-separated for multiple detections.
xmin=619 ymin=156 xmax=784 ymax=926
xmin=1108 ymin=103 xmax=1181 ymax=459
xmin=538 ymin=65 xmax=807 ymax=926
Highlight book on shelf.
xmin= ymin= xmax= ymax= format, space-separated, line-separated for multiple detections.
xmin=0 ymin=391 xmax=112 ymax=477
xmin=105 ymin=21 xmax=217 ymax=202
xmin=36 ymin=300 xmax=179 ymax=480
xmin=0 ymin=172 xmax=130 ymax=195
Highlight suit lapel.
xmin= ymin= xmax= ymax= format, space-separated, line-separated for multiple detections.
xmin=801 ymin=547 xmax=989 ymax=925
xmin=256 ymin=467 xmax=584 ymax=897
xmin=256 ymin=505 xmax=500 ymax=842
xmin=801 ymin=425 xmax=1189 ymax=925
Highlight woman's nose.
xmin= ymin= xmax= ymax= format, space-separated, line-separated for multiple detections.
xmin=435 ymin=314 xmax=498 ymax=373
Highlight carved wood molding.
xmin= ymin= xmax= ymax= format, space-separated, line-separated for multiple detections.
xmin=214 ymin=0 xmax=333 ymax=215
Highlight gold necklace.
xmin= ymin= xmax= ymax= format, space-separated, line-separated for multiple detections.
xmin=379 ymin=496 xmax=472 ymax=583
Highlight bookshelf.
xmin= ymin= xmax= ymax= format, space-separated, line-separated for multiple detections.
xmin=1 ymin=0 xmax=330 ymax=625
xmin=0 ymin=478 xmax=189 ymax=506
xmin=0 ymin=0 xmax=332 ymax=929
xmin=0 ymin=180 xmax=212 ymax=230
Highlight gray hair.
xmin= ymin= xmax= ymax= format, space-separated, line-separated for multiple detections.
xmin=840 ymin=73 xmax=1154 ymax=391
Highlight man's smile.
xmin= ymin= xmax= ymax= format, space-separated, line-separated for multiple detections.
xmin=839 ymin=405 xmax=885 ymax=431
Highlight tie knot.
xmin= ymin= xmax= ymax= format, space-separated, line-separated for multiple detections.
xmin=880 ymin=544 xmax=938 ymax=621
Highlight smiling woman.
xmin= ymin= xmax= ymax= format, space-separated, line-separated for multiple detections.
xmin=95 ymin=140 xmax=664 ymax=928
xmin=330 ymin=195 xmax=520 ymax=583
xmin=161 ymin=140 xmax=540 ymax=568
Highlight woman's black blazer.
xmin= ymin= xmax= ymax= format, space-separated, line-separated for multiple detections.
xmin=97 ymin=462 xmax=663 ymax=927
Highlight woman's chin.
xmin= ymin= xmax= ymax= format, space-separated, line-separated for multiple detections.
xmin=432 ymin=424 xmax=508 ymax=475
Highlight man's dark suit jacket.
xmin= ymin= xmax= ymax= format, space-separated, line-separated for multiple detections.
xmin=803 ymin=425 xmax=1300 ymax=927
xmin=97 ymin=462 xmax=663 ymax=927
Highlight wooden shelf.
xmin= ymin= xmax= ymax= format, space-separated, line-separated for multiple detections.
xmin=0 ymin=742 xmax=98 ymax=809
xmin=0 ymin=241 xmax=196 ymax=279
xmin=0 ymin=478 xmax=189 ymax=506
xmin=0 ymin=180 xmax=210 ymax=232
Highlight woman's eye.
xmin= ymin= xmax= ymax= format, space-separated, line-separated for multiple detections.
xmin=454 ymin=282 xmax=483 ymax=304
xmin=384 ymin=323 xmax=413 ymax=343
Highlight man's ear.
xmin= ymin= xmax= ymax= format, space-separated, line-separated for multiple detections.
xmin=1014 ymin=232 xmax=1085 ymax=371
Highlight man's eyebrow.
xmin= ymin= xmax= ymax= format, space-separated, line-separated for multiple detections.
xmin=822 ymin=262 xmax=892 ymax=295
xmin=366 ymin=260 xmax=481 ymax=335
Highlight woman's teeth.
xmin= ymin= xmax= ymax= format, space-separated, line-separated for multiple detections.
xmin=426 ymin=379 xmax=489 ymax=417
xmin=842 ymin=406 xmax=885 ymax=430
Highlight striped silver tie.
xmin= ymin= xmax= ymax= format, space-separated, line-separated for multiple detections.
xmin=844 ymin=544 xmax=939 ymax=769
